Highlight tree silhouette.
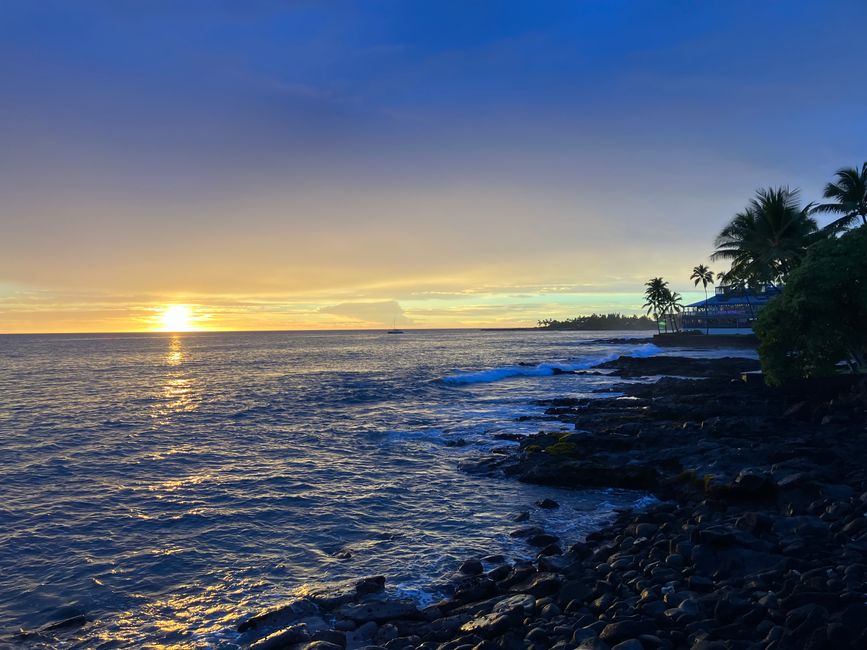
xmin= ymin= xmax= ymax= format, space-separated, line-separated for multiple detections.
xmin=643 ymin=277 xmax=671 ymax=334
xmin=812 ymin=162 xmax=867 ymax=232
xmin=711 ymin=187 xmax=819 ymax=285
xmin=690 ymin=264 xmax=715 ymax=334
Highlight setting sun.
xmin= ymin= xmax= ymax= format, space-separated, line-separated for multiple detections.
xmin=158 ymin=305 xmax=195 ymax=332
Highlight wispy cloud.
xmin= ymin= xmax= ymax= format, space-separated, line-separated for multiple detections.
xmin=319 ymin=300 xmax=412 ymax=327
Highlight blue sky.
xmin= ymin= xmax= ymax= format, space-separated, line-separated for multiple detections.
xmin=1 ymin=1 xmax=866 ymax=331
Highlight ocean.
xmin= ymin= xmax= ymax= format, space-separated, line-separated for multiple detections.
xmin=0 ymin=329 xmax=720 ymax=648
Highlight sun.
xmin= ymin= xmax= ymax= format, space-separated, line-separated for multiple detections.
xmin=158 ymin=305 xmax=196 ymax=332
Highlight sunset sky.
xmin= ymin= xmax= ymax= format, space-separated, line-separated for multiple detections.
xmin=2 ymin=1 xmax=866 ymax=332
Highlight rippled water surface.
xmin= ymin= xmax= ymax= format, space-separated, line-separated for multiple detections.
xmin=0 ymin=330 xmax=681 ymax=648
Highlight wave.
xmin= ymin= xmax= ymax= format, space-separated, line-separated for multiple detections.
xmin=628 ymin=343 xmax=662 ymax=358
xmin=441 ymin=343 xmax=660 ymax=385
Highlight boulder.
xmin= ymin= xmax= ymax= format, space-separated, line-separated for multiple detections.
xmin=459 ymin=611 xmax=519 ymax=638
xmin=507 ymin=572 xmax=563 ymax=596
xmin=249 ymin=624 xmax=309 ymax=650
xmin=334 ymin=600 xmax=421 ymax=623
xmin=459 ymin=559 xmax=484 ymax=576
xmin=600 ymin=621 xmax=654 ymax=644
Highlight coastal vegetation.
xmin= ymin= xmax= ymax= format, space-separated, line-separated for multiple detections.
xmin=642 ymin=278 xmax=683 ymax=333
xmin=755 ymin=227 xmax=867 ymax=385
xmin=646 ymin=161 xmax=867 ymax=385
xmin=689 ymin=264 xmax=714 ymax=334
xmin=710 ymin=187 xmax=819 ymax=286
xmin=813 ymin=162 xmax=867 ymax=231
xmin=535 ymin=313 xmax=655 ymax=330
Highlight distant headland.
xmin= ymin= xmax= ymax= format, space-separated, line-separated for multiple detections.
xmin=535 ymin=313 xmax=656 ymax=331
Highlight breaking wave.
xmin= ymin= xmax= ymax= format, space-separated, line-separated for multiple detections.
xmin=441 ymin=343 xmax=661 ymax=385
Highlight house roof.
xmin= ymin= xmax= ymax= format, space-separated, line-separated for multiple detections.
xmin=687 ymin=286 xmax=781 ymax=308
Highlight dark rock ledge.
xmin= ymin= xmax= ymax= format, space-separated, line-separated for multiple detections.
xmin=238 ymin=355 xmax=867 ymax=650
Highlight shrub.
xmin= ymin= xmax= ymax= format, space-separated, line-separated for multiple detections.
xmin=755 ymin=228 xmax=867 ymax=385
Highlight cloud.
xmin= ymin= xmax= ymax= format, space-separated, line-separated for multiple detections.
xmin=318 ymin=300 xmax=412 ymax=326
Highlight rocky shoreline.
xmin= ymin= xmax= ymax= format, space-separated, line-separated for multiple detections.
xmin=238 ymin=355 xmax=867 ymax=650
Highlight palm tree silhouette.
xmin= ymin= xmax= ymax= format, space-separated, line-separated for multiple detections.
xmin=665 ymin=291 xmax=684 ymax=333
xmin=813 ymin=162 xmax=867 ymax=232
xmin=690 ymin=264 xmax=715 ymax=334
xmin=711 ymin=187 xmax=819 ymax=285
xmin=643 ymin=277 xmax=670 ymax=334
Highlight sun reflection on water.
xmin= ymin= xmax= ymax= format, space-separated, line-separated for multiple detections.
xmin=93 ymin=581 xmax=254 ymax=649
xmin=152 ymin=336 xmax=200 ymax=419
xmin=166 ymin=336 xmax=184 ymax=365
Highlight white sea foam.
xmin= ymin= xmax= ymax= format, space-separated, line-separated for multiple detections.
xmin=441 ymin=343 xmax=661 ymax=385
xmin=630 ymin=343 xmax=662 ymax=358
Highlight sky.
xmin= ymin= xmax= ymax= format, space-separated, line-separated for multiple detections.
xmin=1 ymin=0 xmax=866 ymax=332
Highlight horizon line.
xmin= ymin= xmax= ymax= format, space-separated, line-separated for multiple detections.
xmin=0 ymin=326 xmax=548 ymax=336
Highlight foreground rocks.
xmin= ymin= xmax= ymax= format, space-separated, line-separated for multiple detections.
xmin=239 ymin=355 xmax=867 ymax=650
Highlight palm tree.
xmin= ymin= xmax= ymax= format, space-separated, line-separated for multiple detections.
xmin=812 ymin=162 xmax=867 ymax=232
xmin=690 ymin=264 xmax=715 ymax=334
xmin=642 ymin=277 xmax=670 ymax=334
xmin=711 ymin=187 xmax=819 ymax=286
xmin=665 ymin=291 xmax=684 ymax=333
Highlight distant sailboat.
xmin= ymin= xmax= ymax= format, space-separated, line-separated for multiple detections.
xmin=387 ymin=318 xmax=404 ymax=334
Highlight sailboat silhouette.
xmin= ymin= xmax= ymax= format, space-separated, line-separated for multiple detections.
xmin=387 ymin=317 xmax=404 ymax=334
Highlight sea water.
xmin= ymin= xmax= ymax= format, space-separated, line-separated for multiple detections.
xmin=0 ymin=330 xmax=738 ymax=648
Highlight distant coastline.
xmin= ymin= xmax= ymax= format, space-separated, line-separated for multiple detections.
xmin=535 ymin=313 xmax=656 ymax=331
xmin=481 ymin=313 xmax=656 ymax=332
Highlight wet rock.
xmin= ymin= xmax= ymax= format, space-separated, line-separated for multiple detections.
xmin=508 ymin=572 xmax=563 ymax=597
xmin=734 ymin=511 xmax=772 ymax=535
xmin=375 ymin=623 xmax=399 ymax=643
xmin=425 ymin=614 xmax=471 ymax=640
xmin=311 ymin=630 xmax=347 ymax=647
xmin=686 ymin=576 xmax=713 ymax=593
xmin=345 ymin=620 xmax=377 ymax=646
xmin=509 ymin=526 xmax=544 ymax=538
xmin=527 ymin=533 xmax=559 ymax=547
xmin=334 ymin=600 xmax=421 ymax=623
xmin=611 ymin=640 xmax=644 ymax=650
xmin=43 ymin=615 xmax=87 ymax=631
xmin=633 ymin=523 xmax=657 ymax=538
xmin=238 ymin=599 xmax=319 ymax=633
xmin=600 ymin=621 xmax=654 ymax=644
xmin=459 ymin=559 xmax=484 ymax=575
xmin=459 ymin=611 xmax=519 ymax=638
xmin=303 ymin=642 xmax=343 ymax=650
xmin=537 ymin=498 xmax=560 ymax=509
xmin=356 ymin=576 xmax=386 ymax=595
xmin=694 ymin=526 xmax=734 ymax=547
xmin=249 ymin=624 xmax=309 ymax=650
xmin=491 ymin=594 xmax=535 ymax=615
xmin=732 ymin=467 xmax=776 ymax=499
xmin=576 ymin=636 xmax=612 ymax=650
xmin=558 ymin=579 xmax=593 ymax=605
xmin=486 ymin=564 xmax=510 ymax=581
xmin=454 ymin=577 xmax=497 ymax=603
xmin=525 ymin=627 xmax=548 ymax=643
xmin=536 ymin=542 xmax=562 ymax=556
